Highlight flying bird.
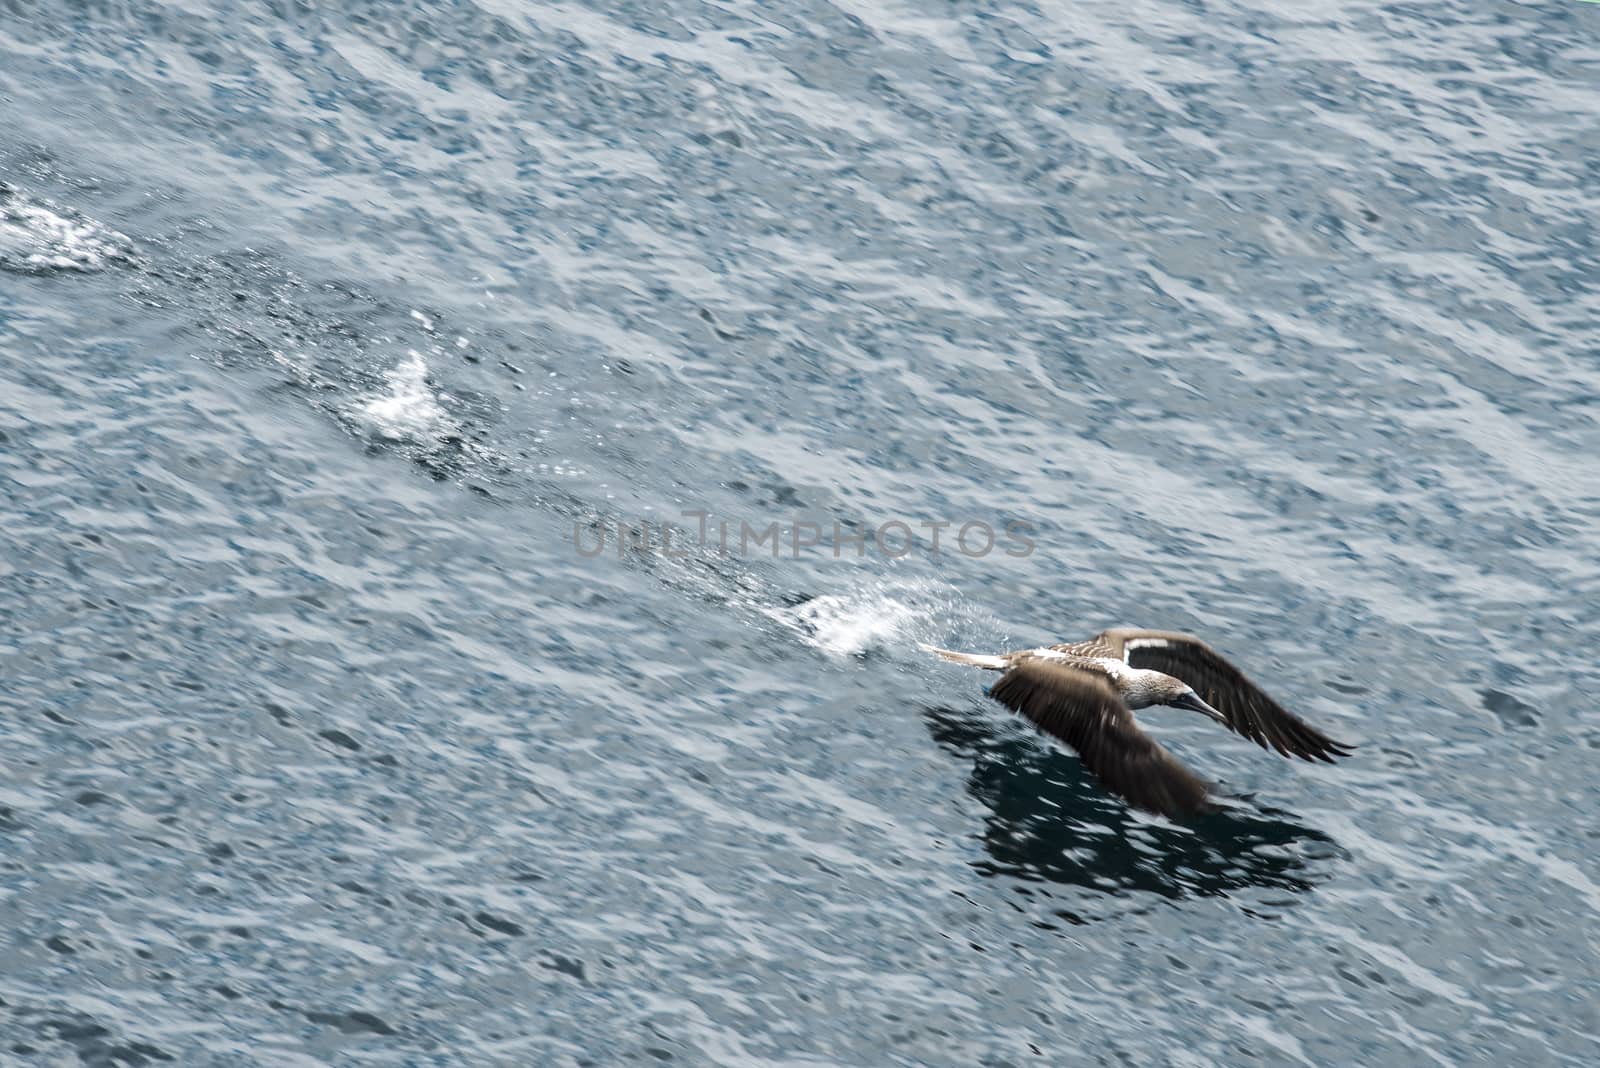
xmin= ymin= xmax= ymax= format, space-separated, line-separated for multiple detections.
xmin=921 ymin=628 xmax=1354 ymax=819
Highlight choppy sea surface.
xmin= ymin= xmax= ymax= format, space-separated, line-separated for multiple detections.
xmin=3 ymin=1 xmax=1599 ymax=1064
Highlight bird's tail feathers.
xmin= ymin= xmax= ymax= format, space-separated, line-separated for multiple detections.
xmin=918 ymin=643 xmax=1008 ymax=670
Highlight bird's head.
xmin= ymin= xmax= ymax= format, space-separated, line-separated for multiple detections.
xmin=1164 ymin=682 xmax=1227 ymax=725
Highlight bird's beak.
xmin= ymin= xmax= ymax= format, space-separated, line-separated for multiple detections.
xmin=1170 ymin=691 xmax=1227 ymax=726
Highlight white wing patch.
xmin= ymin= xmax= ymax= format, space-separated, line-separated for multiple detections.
xmin=1121 ymin=637 xmax=1169 ymax=663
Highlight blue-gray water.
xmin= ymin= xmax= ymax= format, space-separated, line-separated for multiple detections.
xmin=3 ymin=1 xmax=1598 ymax=1064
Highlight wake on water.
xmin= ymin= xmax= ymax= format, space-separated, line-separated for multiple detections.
xmin=3 ymin=178 xmax=1015 ymax=689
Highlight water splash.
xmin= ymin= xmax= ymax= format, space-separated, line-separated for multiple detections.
xmin=788 ymin=591 xmax=922 ymax=656
xmin=778 ymin=579 xmax=1010 ymax=658
xmin=356 ymin=350 xmax=453 ymax=442
xmin=0 ymin=183 xmax=134 ymax=273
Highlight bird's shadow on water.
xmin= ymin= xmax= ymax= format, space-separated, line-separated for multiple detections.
xmin=923 ymin=704 xmax=1346 ymax=925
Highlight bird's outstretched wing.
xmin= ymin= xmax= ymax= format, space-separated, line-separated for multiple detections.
xmin=1046 ymin=634 xmax=1122 ymax=659
xmin=988 ymin=660 xmax=1212 ymax=819
xmin=1096 ymin=629 xmax=1354 ymax=763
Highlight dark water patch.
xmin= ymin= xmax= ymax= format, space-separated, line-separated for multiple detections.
xmin=542 ymin=954 xmax=588 ymax=982
xmin=1482 ymin=688 xmax=1540 ymax=729
xmin=471 ymin=910 xmax=526 ymax=938
xmin=925 ymin=705 xmax=1341 ymax=921
xmin=318 ymin=728 xmax=361 ymax=751
xmin=0 ymin=999 xmax=174 ymax=1065
xmin=302 ymin=1008 xmax=398 ymax=1037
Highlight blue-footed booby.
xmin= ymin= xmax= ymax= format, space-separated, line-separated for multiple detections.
xmin=921 ymin=628 xmax=1354 ymax=819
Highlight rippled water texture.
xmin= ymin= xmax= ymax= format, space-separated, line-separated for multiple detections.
xmin=3 ymin=1 xmax=1599 ymax=1064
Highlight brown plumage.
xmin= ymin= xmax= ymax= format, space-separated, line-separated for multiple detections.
xmin=1076 ymin=629 xmax=1354 ymax=764
xmin=989 ymin=661 xmax=1212 ymax=820
xmin=922 ymin=627 xmax=1355 ymax=819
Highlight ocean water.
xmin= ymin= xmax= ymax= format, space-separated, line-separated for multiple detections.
xmin=2 ymin=1 xmax=1598 ymax=1064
